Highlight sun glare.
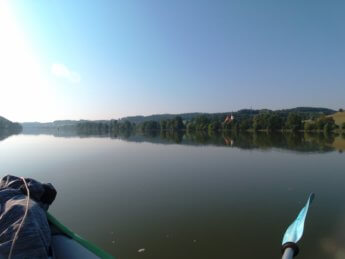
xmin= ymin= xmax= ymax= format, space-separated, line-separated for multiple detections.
xmin=0 ymin=1 xmax=54 ymax=122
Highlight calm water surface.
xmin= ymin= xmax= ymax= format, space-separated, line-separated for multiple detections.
xmin=0 ymin=132 xmax=345 ymax=259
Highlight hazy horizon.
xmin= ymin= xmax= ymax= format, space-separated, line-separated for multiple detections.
xmin=1 ymin=0 xmax=344 ymax=122
xmin=12 ymin=105 xmax=337 ymax=124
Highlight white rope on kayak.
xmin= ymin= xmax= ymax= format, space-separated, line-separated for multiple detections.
xmin=8 ymin=177 xmax=30 ymax=259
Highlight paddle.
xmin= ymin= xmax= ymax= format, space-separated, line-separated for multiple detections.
xmin=281 ymin=193 xmax=315 ymax=259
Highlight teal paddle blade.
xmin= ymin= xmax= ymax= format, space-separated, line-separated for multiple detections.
xmin=282 ymin=193 xmax=315 ymax=245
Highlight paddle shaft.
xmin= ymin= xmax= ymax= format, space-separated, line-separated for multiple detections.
xmin=282 ymin=247 xmax=294 ymax=259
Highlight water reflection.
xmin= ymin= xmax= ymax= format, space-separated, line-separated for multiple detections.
xmin=137 ymin=130 xmax=338 ymax=153
xmin=17 ymin=128 xmax=345 ymax=154
xmin=1 ymin=129 xmax=345 ymax=259
xmin=0 ymin=128 xmax=22 ymax=141
xmin=320 ymin=212 xmax=345 ymax=259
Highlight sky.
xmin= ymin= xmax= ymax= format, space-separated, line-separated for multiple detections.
xmin=0 ymin=0 xmax=344 ymax=122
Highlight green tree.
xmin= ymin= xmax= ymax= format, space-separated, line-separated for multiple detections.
xmin=110 ymin=120 xmax=119 ymax=132
xmin=285 ymin=113 xmax=302 ymax=131
xmin=239 ymin=118 xmax=253 ymax=131
xmin=304 ymin=122 xmax=316 ymax=131
xmin=315 ymin=116 xmax=335 ymax=131
xmin=253 ymin=113 xmax=268 ymax=131
xmin=160 ymin=120 xmax=167 ymax=131
xmin=194 ymin=116 xmax=210 ymax=131
xmin=323 ymin=123 xmax=333 ymax=133
xmin=208 ymin=121 xmax=221 ymax=132
xmin=141 ymin=121 xmax=160 ymax=132
xmin=253 ymin=113 xmax=281 ymax=131
xmin=267 ymin=114 xmax=283 ymax=131
xmin=186 ymin=122 xmax=196 ymax=133
xmin=172 ymin=116 xmax=184 ymax=131
xmin=119 ymin=120 xmax=134 ymax=132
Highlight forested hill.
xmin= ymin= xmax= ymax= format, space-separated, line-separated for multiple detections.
xmin=119 ymin=107 xmax=336 ymax=123
xmin=0 ymin=116 xmax=22 ymax=132
xmin=20 ymin=107 xmax=336 ymax=129
xmin=22 ymin=120 xmax=107 ymax=129
xmin=118 ymin=113 xmax=204 ymax=124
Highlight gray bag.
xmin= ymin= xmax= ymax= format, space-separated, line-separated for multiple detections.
xmin=0 ymin=175 xmax=56 ymax=258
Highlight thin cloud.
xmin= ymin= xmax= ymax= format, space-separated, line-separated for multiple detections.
xmin=51 ymin=63 xmax=80 ymax=83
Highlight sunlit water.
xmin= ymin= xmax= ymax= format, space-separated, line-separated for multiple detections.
xmin=0 ymin=132 xmax=345 ymax=259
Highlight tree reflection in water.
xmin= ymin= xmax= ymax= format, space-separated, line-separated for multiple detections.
xmin=15 ymin=128 xmax=345 ymax=154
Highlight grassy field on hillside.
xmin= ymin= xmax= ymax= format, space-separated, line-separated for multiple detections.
xmin=328 ymin=111 xmax=345 ymax=126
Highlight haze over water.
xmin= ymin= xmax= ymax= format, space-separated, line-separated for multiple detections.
xmin=1 ymin=131 xmax=344 ymax=259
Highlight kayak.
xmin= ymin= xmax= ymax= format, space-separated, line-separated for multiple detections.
xmin=47 ymin=212 xmax=114 ymax=259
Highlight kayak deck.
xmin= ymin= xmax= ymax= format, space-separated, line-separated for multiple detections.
xmin=47 ymin=213 xmax=113 ymax=259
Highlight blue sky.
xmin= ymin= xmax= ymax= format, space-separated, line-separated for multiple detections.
xmin=0 ymin=0 xmax=344 ymax=122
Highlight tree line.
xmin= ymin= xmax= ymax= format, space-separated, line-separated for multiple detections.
xmin=0 ymin=116 xmax=22 ymax=133
xmin=76 ymin=120 xmax=135 ymax=135
xmin=74 ymin=111 xmax=344 ymax=135
xmin=185 ymin=112 xmax=342 ymax=133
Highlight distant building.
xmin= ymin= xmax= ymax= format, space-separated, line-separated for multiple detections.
xmin=224 ymin=114 xmax=234 ymax=124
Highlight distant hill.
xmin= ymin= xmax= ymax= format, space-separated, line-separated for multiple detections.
xmin=0 ymin=116 xmax=22 ymax=139
xmin=21 ymin=107 xmax=336 ymax=127
xmin=278 ymin=107 xmax=335 ymax=114
xmin=22 ymin=120 xmax=81 ymax=128
xmin=328 ymin=111 xmax=345 ymax=126
xmin=0 ymin=116 xmax=22 ymax=130
xmin=22 ymin=119 xmax=109 ymax=129
xmin=118 ymin=113 xmax=205 ymax=123
xmin=118 ymin=107 xmax=336 ymax=123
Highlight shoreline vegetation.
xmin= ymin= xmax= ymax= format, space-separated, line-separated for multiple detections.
xmin=3 ymin=107 xmax=345 ymax=139
xmin=2 ymin=107 xmax=344 ymax=152
xmin=17 ymin=107 xmax=345 ymax=154
xmin=73 ymin=112 xmax=345 ymax=153
xmin=0 ymin=116 xmax=22 ymax=140
xmin=73 ymin=108 xmax=345 ymax=135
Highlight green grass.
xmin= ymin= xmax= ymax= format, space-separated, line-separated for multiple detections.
xmin=328 ymin=111 xmax=345 ymax=126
